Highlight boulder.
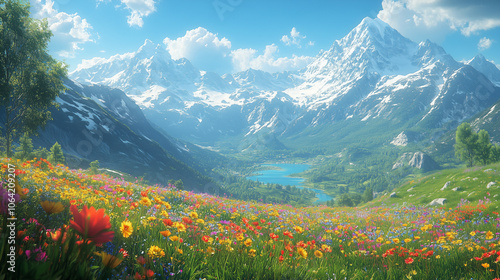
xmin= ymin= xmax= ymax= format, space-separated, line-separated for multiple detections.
xmin=487 ymin=182 xmax=496 ymax=189
xmin=409 ymin=152 xmax=440 ymax=172
xmin=452 ymin=187 xmax=461 ymax=191
xmin=390 ymin=192 xmax=397 ymax=198
xmin=441 ymin=181 xmax=451 ymax=191
xmin=428 ymin=198 xmax=447 ymax=206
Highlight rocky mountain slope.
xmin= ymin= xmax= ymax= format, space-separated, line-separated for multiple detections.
xmin=69 ymin=17 xmax=500 ymax=156
xmin=33 ymin=79 xmax=215 ymax=189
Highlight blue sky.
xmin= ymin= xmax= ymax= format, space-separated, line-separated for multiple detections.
xmin=29 ymin=0 xmax=500 ymax=74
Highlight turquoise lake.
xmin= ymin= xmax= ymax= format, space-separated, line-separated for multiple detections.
xmin=247 ymin=163 xmax=333 ymax=204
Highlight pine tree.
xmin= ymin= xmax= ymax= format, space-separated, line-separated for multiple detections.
xmin=14 ymin=132 xmax=33 ymax=161
xmin=48 ymin=142 xmax=65 ymax=165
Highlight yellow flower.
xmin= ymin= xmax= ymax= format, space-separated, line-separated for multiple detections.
xmin=485 ymin=231 xmax=493 ymax=240
xmin=470 ymin=231 xmax=476 ymax=236
xmin=196 ymin=219 xmax=205 ymax=224
xmin=236 ymin=234 xmax=244 ymax=241
xmin=206 ymin=246 xmax=215 ymax=254
xmin=120 ymin=220 xmax=133 ymax=238
xmin=248 ymin=249 xmax=257 ymax=257
xmin=170 ymin=236 xmax=179 ymax=242
xmin=175 ymin=222 xmax=186 ymax=232
xmin=189 ymin=212 xmax=198 ymax=219
xmin=404 ymin=238 xmax=412 ymax=243
xmin=435 ymin=255 xmax=441 ymax=259
xmin=244 ymin=238 xmax=252 ymax=247
xmin=163 ymin=201 xmax=172 ymax=209
xmin=161 ymin=210 xmax=169 ymax=218
xmin=294 ymin=226 xmax=304 ymax=233
xmin=177 ymin=248 xmax=183 ymax=254
xmin=376 ymin=237 xmax=383 ymax=243
xmin=297 ymin=247 xmax=308 ymax=259
xmin=392 ymin=238 xmax=400 ymax=244
xmin=147 ymin=217 xmax=156 ymax=221
xmin=140 ymin=197 xmax=152 ymax=206
xmin=148 ymin=245 xmax=165 ymax=259
xmin=314 ymin=250 xmax=323 ymax=258
xmin=40 ymin=201 xmax=65 ymax=214
xmin=482 ymin=263 xmax=490 ymax=268
xmin=95 ymin=252 xmax=123 ymax=269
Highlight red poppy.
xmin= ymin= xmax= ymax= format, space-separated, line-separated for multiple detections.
xmin=405 ymin=257 xmax=414 ymax=264
xmin=70 ymin=205 xmax=114 ymax=244
xmin=163 ymin=218 xmax=173 ymax=227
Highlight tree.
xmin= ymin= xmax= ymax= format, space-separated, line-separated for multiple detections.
xmin=455 ymin=123 xmax=478 ymax=167
xmin=475 ymin=130 xmax=492 ymax=165
xmin=48 ymin=142 xmax=64 ymax=165
xmin=0 ymin=0 xmax=67 ymax=157
xmin=89 ymin=160 xmax=99 ymax=175
xmin=14 ymin=132 xmax=33 ymax=160
xmin=491 ymin=144 xmax=500 ymax=163
xmin=362 ymin=187 xmax=373 ymax=203
xmin=336 ymin=193 xmax=354 ymax=207
xmin=33 ymin=146 xmax=48 ymax=160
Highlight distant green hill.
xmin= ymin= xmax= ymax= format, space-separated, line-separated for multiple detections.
xmin=363 ymin=162 xmax=500 ymax=208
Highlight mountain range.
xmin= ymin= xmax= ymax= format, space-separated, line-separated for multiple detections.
xmin=69 ymin=17 xmax=500 ymax=157
xmin=25 ymin=16 xmax=500 ymax=191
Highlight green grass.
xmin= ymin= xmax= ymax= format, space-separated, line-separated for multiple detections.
xmin=364 ymin=162 xmax=500 ymax=208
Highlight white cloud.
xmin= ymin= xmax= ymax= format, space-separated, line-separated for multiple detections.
xmin=231 ymin=44 xmax=314 ymax=73
xmin=377 ymin=0 xmax=500 ymax=43
xmin=30 ymin=0 xmax=94 ymax=58
xmin=163 ymin=27 xmax=313 ymax=74
xmin=478 ymin=37 xmax=493 ymax=51
xmin=281 ymin=27 xmax=306 ymax=47
xmin=97 ymin=0 xmax=156 ymax=27
xmin=163 ymin=27 xmax=232 ymax=74
xmin=121 ymin=0 xmax=156 ymax=27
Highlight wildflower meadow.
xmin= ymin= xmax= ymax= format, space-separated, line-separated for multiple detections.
xmin=1 ymin=157 xmax=500 ymax=280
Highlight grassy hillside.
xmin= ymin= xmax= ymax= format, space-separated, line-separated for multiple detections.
xmin=364 ymin=162 xmax=500 ymax=208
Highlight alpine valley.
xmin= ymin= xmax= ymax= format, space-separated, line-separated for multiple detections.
xmin=40 ymin=17 xmax=500 ymax=200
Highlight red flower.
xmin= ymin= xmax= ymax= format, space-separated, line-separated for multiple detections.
xmin=70 ymin=205 xmax=114 ymax=244
xmin=405 ymin=257 xmax=414 ymax=264
xmin=146 ymin=269 xmax=154 ymax=278
xmin=163 ymin=219 xmax=173 ymax=227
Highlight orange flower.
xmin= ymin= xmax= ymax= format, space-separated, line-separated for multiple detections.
xmin=244 ymin=238 xmax=252 ymax=247
xmin=70 ymin=205 xmax=114 ymax=244
xmin=160 ymin=230 xmax=171 ymax=237
xmin=482 ymin=263 xmax=490 ymax=268
xmin=40 ymin=201 xmax=65 ymax=215
xmin=95 ymin=251 xmax=123 ymax=269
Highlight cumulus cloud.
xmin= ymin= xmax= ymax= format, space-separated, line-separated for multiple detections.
xmin=281 ymin=27 xmax=306 ymax=47
xmin=163 ymin=27 xmax=313 ymax=74
xmin=478 ymin=37 xmax=493 ymax=50
xmin=97 ymin=0 xmax=156 ymax=27
xmin=163 ymin=27 xmax=232 ymax=74
xmin=377 ymin=0 xmax=500 ymax=43
xmin=231 ymin=44 xmax=314 ymax=73
xmin=30 ymin=0 xmax=94 ymax=58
